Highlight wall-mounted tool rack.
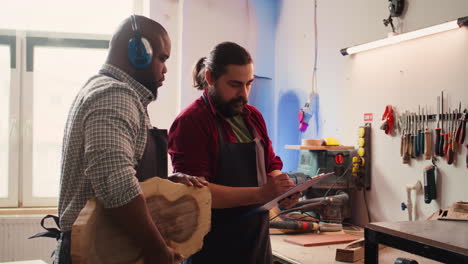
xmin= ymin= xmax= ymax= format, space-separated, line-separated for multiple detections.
xmin=395 ymin=92 xmax=467 ymax=166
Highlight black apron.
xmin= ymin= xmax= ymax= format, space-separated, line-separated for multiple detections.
xmin=187 ymin=97 xmax=271 ymax=264
xmin=31 ymin=127 xmax=168 ymax=263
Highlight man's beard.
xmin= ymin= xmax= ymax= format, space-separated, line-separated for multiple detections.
xmin=208 ymin=87 xmax=248 ymax=117
xmin=136 ymin=72 xmax=159 ymax=100
xmin=141 ymin=80 xmax=158 ymax=100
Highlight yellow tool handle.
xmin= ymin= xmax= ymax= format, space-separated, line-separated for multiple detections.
xmin=424 ymin=129 xmax=432 ymax=160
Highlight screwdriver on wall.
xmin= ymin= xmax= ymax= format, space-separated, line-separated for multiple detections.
xmin=439 ymin=92 xmax=445 ymax=157
xmin=446 ymin=111 xmax=455 ymax=165
xmin=410 ymin=114 xmax=416 ymax=158
xmin=400 ymin=113 xmax=404 ymax=157
xmin=400 ymin=113 xmax=407 ymax=157
xmin=466 ymin=144 xmax=468 ymax=168
xmin=413 ymin=113 xmax=420 ymax=158
xmin=434 ymin=95 xmax=442 ymax=156
xmin=452 ymin=109 xmax=459 ymax=153
xmin=403 ymin=113 xmax=410 ymax=164
xmin=443 ymin=110 xmax=451 ymax=157
xmin=424 ymin=106 xmax=432 ymax=160
xmin=407 ymin=114 xmax=413 ymax=158
xmin=418 ymin=106 xmax=424 ymax=156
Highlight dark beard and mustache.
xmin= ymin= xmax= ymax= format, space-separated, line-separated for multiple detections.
xmin=208 ymin=88 xmax=248 ymax=117
xmin=141 ymin=80 xmax=158 ymax=100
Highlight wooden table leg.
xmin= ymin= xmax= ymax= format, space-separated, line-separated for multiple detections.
xmin=365 ymin=228 xmax=379 ymax=264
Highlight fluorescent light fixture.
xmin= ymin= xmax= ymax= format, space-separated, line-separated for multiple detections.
xmin=341 ymin=16 xmax=468 ymax=56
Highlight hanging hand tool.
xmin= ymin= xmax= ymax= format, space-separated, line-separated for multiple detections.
xmin=438 ymin=92 xmax=445 ymax=157
xmin=418 ymin=106 xmax=424 ymax=156
xmin=424 ymin=165 xmax=437 ymax=204
xmin=409 ymin=113 xmax=416 ymax=158
xmin=399 ymin=116 xmax=404 ymax=156
xmin=412 ymin=113 xmax=419 ymax=158
xmin=416 ymin=112 xmax=421 ymax=157
xmin=452 ymin=109 xmax=459 ymax=153
xmin=401 ymin=113 xmax=407 ymax=162
xmin=434 ymin=96 xmax=442 ymax=156
xmin=452 ymin=110 xmax=457 ymax=162
xmin=407 ymin=114 xmax=411 ymax=159
xmin=443 ymin=109 xmax=451 ymax=157
xmin=466 ymin=144 xmax=468 ymax=168
xmin=454 ymin=102 xmax=462 ymax=147
xmin=402 ymin=113 xmax=410 ymax=164
xmin=424 ymin=106 xmax=432 ymax=160
xmin=446 ymin=110 xmax=455 ymax=165
xmin=406 ymin=114 xmax=412 ymax=162
xmin=400 ymin=112 xmax=406 ymax=157
xmin=414 ymin=108 xmax=420 ymax=157
xmin=455 ymin=108 xmax=467 ymax=144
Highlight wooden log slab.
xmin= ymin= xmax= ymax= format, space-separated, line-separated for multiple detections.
xmin=71 ymin=177 xmax=212 ymax=263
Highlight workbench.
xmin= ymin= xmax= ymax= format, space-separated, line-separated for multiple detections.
xmin=271 ymin=233 xmax=443 ymax=264
xmin=365 ymin=220 xmax=468 ymax=264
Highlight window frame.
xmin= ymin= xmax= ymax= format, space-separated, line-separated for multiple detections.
xmin=0 ymin=30 xmax=112 ymax=207
xmin=0 ymin=30 xmax=20 ymax=207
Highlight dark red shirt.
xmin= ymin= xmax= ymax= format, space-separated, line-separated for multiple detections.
xmin=168 ymin=90 xmax=283 ymax=182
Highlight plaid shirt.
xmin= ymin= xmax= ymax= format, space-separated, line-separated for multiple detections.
xmin=57 ymin=64 xmax=154 ymax=233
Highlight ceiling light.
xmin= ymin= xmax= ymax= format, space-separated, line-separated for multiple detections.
xmin=341 ymin=16 xmax=468 ymax=56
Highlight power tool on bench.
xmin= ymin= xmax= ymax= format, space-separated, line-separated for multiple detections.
xmin=272 ymin=128 xmax=371 ymax=232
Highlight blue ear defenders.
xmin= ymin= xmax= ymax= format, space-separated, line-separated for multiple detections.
xmin=128 ymin=15 xmax=153 ymax=69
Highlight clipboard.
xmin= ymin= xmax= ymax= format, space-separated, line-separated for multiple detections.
xmin=258 ymin=172 xmax=334 ymax=211
xmin=239 ymin=172 xmax=334 ymax=220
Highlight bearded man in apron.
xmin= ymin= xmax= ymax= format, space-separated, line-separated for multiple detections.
xmin=31 ymin=15 xmax=206 ymax=264
xmin=168 ymin=42 xmax=300 ymax=264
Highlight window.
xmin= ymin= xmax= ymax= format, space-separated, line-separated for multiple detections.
xmin=0 ymin=43 xmax=11 ymax=198
xmin=0 ymin=32 xmax=18 ymax=206
xmin=0 ymin=0 xmax=142 ymax=207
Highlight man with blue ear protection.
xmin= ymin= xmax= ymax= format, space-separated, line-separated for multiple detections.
xmin=40 ymin=15 xmax=207 ymax=264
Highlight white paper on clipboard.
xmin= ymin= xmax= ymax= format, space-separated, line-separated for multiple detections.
xmin=258 ymin=172 xmax=334 ymax=211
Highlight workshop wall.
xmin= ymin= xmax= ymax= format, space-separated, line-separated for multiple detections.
xmin=147 ymin=0 xmax=254 ymax=129
xmin=178 ymin=0 xmax=254 ymax=109
xmin=146 ymin=0 xmax=181 ymax=130
xmin=275 ymin=0 xmax=468 ymax=223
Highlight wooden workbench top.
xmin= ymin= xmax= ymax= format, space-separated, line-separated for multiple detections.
xmin=270 ymin=233 xmax=442 ymax=264
xmin=367 ymin=220 xmax=468 ymax=256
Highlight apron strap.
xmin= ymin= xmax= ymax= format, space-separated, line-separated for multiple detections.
xmin=254 ymin=136 xmax=267 ymax=187
xmin=29 ymin=215 xmax=61 ymax=240
xmin=202 ymin=95 xmax=226 ymax=144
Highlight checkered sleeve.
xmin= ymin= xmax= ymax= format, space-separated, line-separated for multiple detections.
xmin=82 ymin=86 xmax=142 ymax=208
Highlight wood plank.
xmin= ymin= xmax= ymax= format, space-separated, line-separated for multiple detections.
xmin=285 ymin=145 xmax=355 ymax=150
xmin=284 ymin=233 xmax=360 ymax=247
